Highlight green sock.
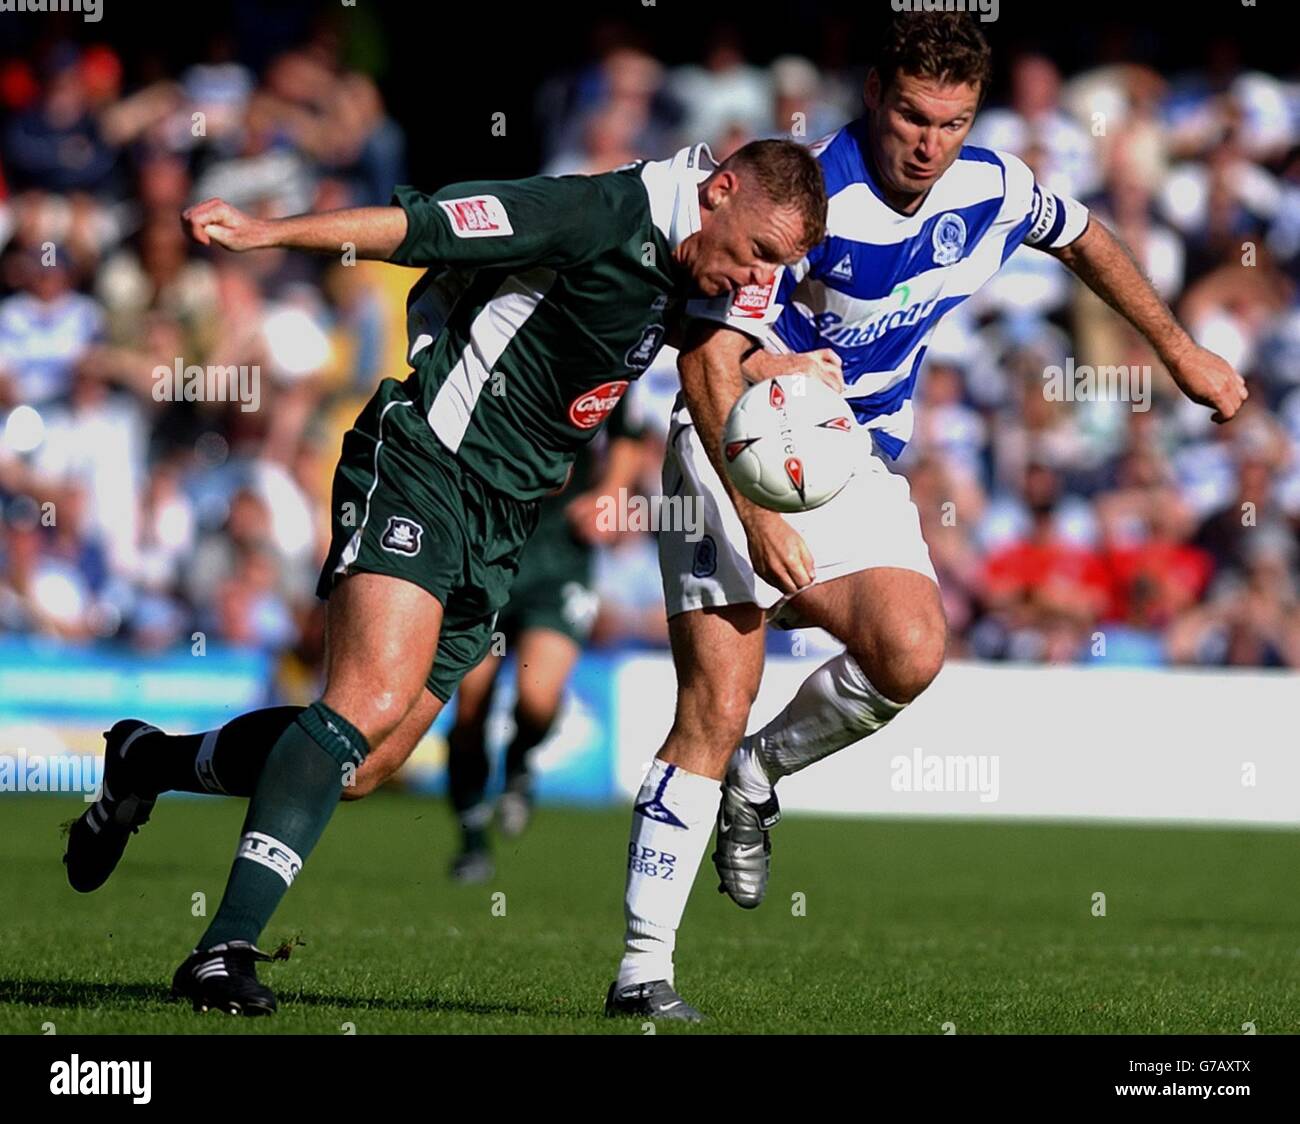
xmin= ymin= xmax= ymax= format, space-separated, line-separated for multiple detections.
xmin=127 ymin=707 xmax=303 ymax=797
xmin=198 ymin=702 xmax=368 ymax=950
xmin=503 ymin=709 xmax=552 ymax=786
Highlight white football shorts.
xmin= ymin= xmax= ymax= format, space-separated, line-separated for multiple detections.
xmin=658 ymin=405 xmax=938 ymax=626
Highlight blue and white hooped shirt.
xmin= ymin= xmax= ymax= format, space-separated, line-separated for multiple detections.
xmin=686 ymin=117 xmax=1090 ymax=459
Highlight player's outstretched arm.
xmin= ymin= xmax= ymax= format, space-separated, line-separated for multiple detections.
xmin=182 ymin=198 xmax=408 ymax=260
xmin=1047 ymin=218 xmax=1248 ymax=423
xmin=679 ymin=322 xmax=815 ymax=595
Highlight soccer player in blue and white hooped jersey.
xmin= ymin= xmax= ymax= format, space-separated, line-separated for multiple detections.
xmin=605 ymin=13 xmax=1248 ymax=1022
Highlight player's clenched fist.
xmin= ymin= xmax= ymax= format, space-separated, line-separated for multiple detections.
xmin=181 ymin=198 xmax=270 ymax=252
xmin=1166 ymin=344 xmax=1248 ymax=424
xmin=740 ymin=505 xmax=816 ymax=595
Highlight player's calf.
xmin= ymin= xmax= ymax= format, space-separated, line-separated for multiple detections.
xmin=712 ymin=647 xmax=924 ymax=910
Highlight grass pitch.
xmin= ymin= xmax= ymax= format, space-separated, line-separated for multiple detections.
xmin=2 ymin=793 xmax=1296 ymax=1034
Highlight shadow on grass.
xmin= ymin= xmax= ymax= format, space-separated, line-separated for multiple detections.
xmin=0 ymin=978 xmax=583 ymax=1020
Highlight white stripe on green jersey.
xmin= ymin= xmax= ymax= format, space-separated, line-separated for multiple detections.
xmin=390 ymin=144 xmax=717 ymax=500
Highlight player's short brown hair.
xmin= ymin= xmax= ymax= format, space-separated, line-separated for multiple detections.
xmin=875 ymin=11 xmax=994 ymax=104
xmin=723 ymin=139 xmax=827 ymax=251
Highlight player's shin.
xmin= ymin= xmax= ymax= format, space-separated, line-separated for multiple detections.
xmin=731 ymin=652 xmax=905 ymax=800
xmin=617 ymin=759 xmax=718 ymax=988
xmin=196 ymin=701 xmax=369 ymax=951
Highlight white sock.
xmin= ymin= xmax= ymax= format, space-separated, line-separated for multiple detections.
xmin=729 ymin=741 xmax=775 ymax=804
xmin=616 ymin=759 xmax=719 ymax=989
xmin=730 ymin=652 xmax=906 ymax=798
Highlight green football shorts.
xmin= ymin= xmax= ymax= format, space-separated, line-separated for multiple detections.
xmin=497 ymin=508 xmax=597 ymax=645
xmin=317 ymin=377 xmax=539 ymax=701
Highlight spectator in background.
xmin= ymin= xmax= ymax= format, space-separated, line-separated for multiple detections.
xmin=670 ymin=26 xmax=770 ymax=153
xmin=0 ymin=497 xmax=95 ymax=640
xmin=30 ymin=361 xmax=144 ymax=580
xmin=541 ymin=44 xmax=675 ymax=174
xmin=0 ymin=247 xmax=103 ymax=405
xmin=970 ymin=52 xmax=1101 ymax=201
xmin=980 ymin=464 xmax=1112 ymax=662
xmin=1101 ymin=485 xmax=1212 ymax=630
xmin=909 ymin=454 xmax=984 ymax=655
xmin=766 ymin=56 xmax=845 ymax=143
xmin=542 ymin=101 xmax=645 ymax=177
xmin=2 ymin=46 xmax=119 ymax=195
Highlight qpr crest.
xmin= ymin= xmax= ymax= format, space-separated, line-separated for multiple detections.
xmin=931 ymin=212 xmax=967 ymax=266
xmin=691 ymin=535 xmax=717 ymax=578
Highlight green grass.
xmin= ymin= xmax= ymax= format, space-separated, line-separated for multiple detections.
xmin=2 ymin=794 xmax=1297 ymax=1034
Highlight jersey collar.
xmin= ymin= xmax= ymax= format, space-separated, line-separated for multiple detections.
xmin=640 ymin=143 xmax=718 ymax=251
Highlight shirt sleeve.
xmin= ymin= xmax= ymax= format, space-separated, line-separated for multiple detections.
xmin=1021 ymin=181 xmax=1090 ymax=250
xmin=998 ymin=149 xmax=1090 ymax=252
xmin=389 ymin=174 xmax=623 ymax=271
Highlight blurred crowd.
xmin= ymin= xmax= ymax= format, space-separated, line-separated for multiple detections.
xmin=2 ymin=20 xmax=1299 ymax=673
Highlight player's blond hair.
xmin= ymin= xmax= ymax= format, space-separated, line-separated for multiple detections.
xmin=722 ymin=139 xmax=827 ymax=252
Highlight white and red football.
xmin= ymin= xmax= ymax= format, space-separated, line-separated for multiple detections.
xmin=720 ymin=375 xmax=858 ymax=513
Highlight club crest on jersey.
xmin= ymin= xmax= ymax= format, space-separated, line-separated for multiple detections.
xmin=932 ymin=212 xmax=967 ymax=266
xmin=691 ymin=535 xmax=717 ymax=578
xmin=381 ymin=516 xmax=423 ymax=556
xmin=625 ymin=323 xmax=665 ymax=371
xmin=438 ymin=194 xmax=514 ymax=239
xmin=569 ymin=380 xmax=629 ymax=429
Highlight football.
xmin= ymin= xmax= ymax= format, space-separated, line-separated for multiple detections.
xmin=721 ymin=375 xmax=858 ymax=513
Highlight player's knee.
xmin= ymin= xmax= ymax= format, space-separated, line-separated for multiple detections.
xmin=323 ymin=682 xmax=423 ymax=749
xmin=514 ymin=693 xmax=560 ymax=738
xmin=854 ymin=616 xmax=946 ymax=704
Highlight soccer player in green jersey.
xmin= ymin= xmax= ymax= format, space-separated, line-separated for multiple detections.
xmin=63 ymin=140 xmax=827 ymax=1015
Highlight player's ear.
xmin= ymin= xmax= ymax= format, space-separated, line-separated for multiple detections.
xmin=863 ymin=68 xmax=881 ymax=111
xmin=702 ymin=169 xmax=740 ymax=213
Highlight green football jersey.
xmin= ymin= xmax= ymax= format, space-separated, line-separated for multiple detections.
xmin=389 ymin=144 xmax=715 ymax=500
